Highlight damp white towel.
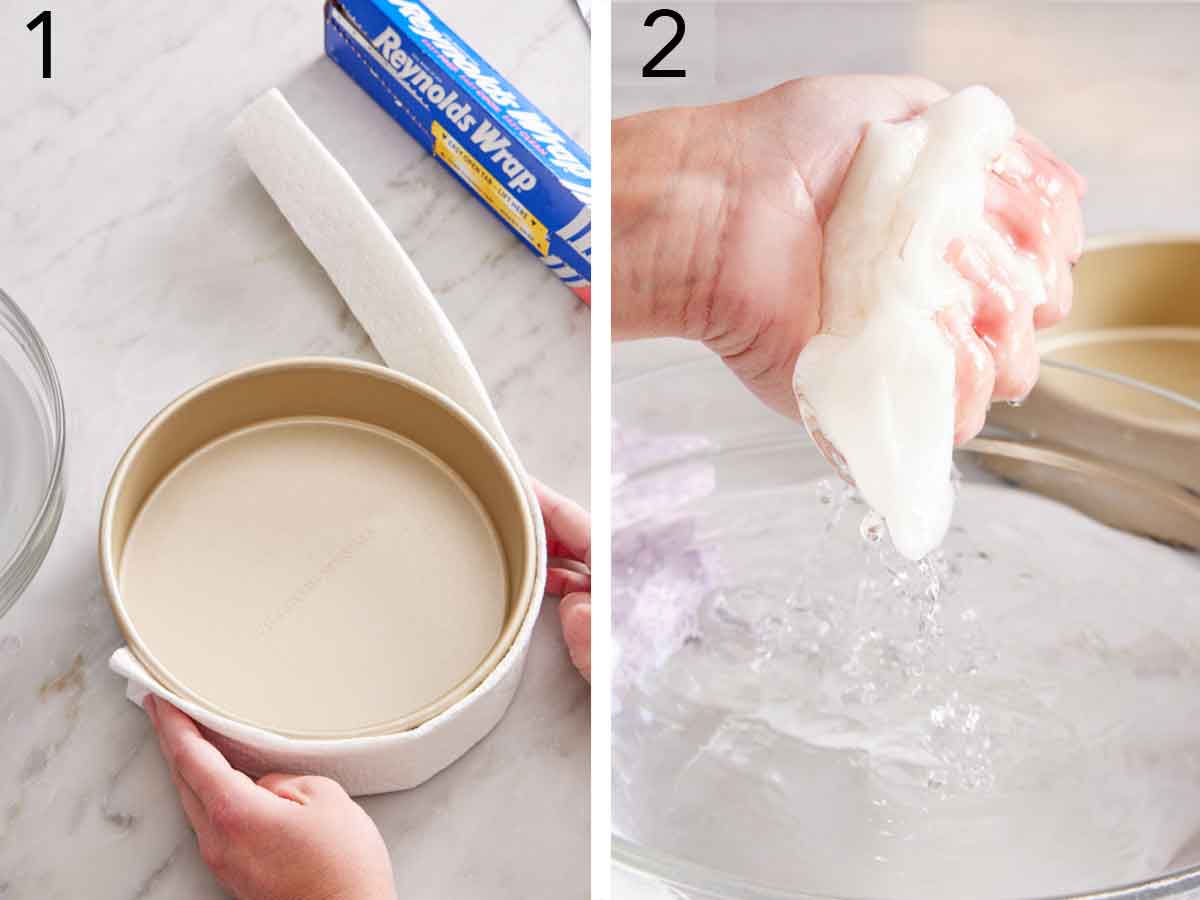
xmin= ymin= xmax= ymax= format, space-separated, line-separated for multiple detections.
xmin=109 ymin=88 xmax=548 ymax=796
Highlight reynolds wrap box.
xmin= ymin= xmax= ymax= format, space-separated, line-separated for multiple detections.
xmin=324 ymin=0 xmax=592 ymax=302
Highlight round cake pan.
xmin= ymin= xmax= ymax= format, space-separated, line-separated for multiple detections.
xmin=991 ymin=234 xmax=1200 ymax=490
xmin=100 ymin=357 xmax=536 ymax=739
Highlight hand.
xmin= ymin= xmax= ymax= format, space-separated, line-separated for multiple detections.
xmin=145 ymin=696 xmax=396 ymax=900
xmin=534 ymin=480 xmax=591 ymax=682
xmin=613 ymin=75 xmax=1086 ymax=443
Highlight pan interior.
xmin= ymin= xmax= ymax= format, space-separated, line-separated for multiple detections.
xmin=119 ymin=415 xmax=508 ymax=737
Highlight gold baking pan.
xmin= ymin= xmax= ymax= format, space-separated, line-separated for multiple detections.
xmin=100 ymin=357 xmax=536 ymax=739
xmin=990 ymin=235 xmax=1200 ymax=492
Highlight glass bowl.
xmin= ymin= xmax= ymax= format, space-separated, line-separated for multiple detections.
xmin=613 ymin=353 xmax=1200 ymax=900
xmin=0 ymin=289 xmax=66 ymax=618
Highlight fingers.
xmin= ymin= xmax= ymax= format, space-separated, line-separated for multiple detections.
xmin=546 ymin=565 xmax=591 ymax=598
xmin=145 ymin=696 xmax=216 ymax=843
xmin=257 ymin=773 xmax=310 ymax=805
xmin=149 ymin=696 xmax=254 ymax=811
xmin=946 ymin=239 xmax=1038 ymax=403
xmin=144 ymin=697 xmax=390 ymax=899
xmin=1026 ymin=142 xmax=1084 ymax=329
xmin=532 ymin=479 xmax=592 ymax=681
xmin=174 ymin=769 xmax=213 ymax=842
xmin=1016 ymin=128 xmax=1088 ymax=199
xmin=257 ymin=773 xmax=345 ymax=806
xmin=559 ymin=591 xmax=591 ymax=682
xmin=533 ymin=480 xmax=591 ymax=567
xmin=939 ymin=128 xmax=1083 ymax=434
xmin=937 ymin=306 xmax=996 ymax=445
xmin=1040 ymin=258 xmax=1075 ymax=331
xmin=986 ymin=136 xmax=1085 ymax=330
xmin=146 ymin=696 xmax=282 ymax=826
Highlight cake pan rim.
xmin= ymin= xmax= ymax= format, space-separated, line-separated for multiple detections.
xmin=99 ymin=355 xmax=538 ymax=739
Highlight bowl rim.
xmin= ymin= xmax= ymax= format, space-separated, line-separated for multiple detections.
xmin=612 ymin=349 xmax=1200 ymax=900
xmin=612 ymin=834 xmax=1200 ymax=900
xmin=0 ymin=288 xmax=67 ymax=618
xmin=98 ymin=355 xmax=537 ymax=739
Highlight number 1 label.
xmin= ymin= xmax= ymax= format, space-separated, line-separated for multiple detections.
xmin=27 ymin=10 xmax=51 ymax=79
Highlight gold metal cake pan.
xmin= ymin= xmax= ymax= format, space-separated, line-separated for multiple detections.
xmin=100 ymin=357 xmax=536 ymax=740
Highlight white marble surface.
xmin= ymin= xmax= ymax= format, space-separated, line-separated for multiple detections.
xmin=0 ymin=1 xmax=589 ymax=897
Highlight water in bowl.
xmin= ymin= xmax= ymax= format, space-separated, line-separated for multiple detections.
xmin=0 ymin=351 xmax=50 ymax=569
xmin=614 ymin=427 xmax=1200 ymax=900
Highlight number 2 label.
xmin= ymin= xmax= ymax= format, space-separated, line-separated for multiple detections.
xmin=642 ymin=9 xmax=686 ymax=78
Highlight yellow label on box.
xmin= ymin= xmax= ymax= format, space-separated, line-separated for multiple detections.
xmin=432 ymin=122 xmax=550 ymax=255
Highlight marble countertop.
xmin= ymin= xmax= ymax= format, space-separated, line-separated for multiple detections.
xmin=0 ymin=1 xmax=590 ymax=898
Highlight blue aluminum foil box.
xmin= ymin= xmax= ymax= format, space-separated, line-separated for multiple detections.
xmin=324 ymin=0 xmax=592 ymax=300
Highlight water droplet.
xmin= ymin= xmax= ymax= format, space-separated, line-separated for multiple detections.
xmin=859 ymin=511 xmax=885 ymax=545
xmin=816 ymin=479 xmax=835 ymax=505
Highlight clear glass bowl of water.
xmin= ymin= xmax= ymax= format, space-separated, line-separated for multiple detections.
xmin=0 ymin=289 xmax=65 ymax=618
xmin=613 ymin=354 xmax=1200 ymax=900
